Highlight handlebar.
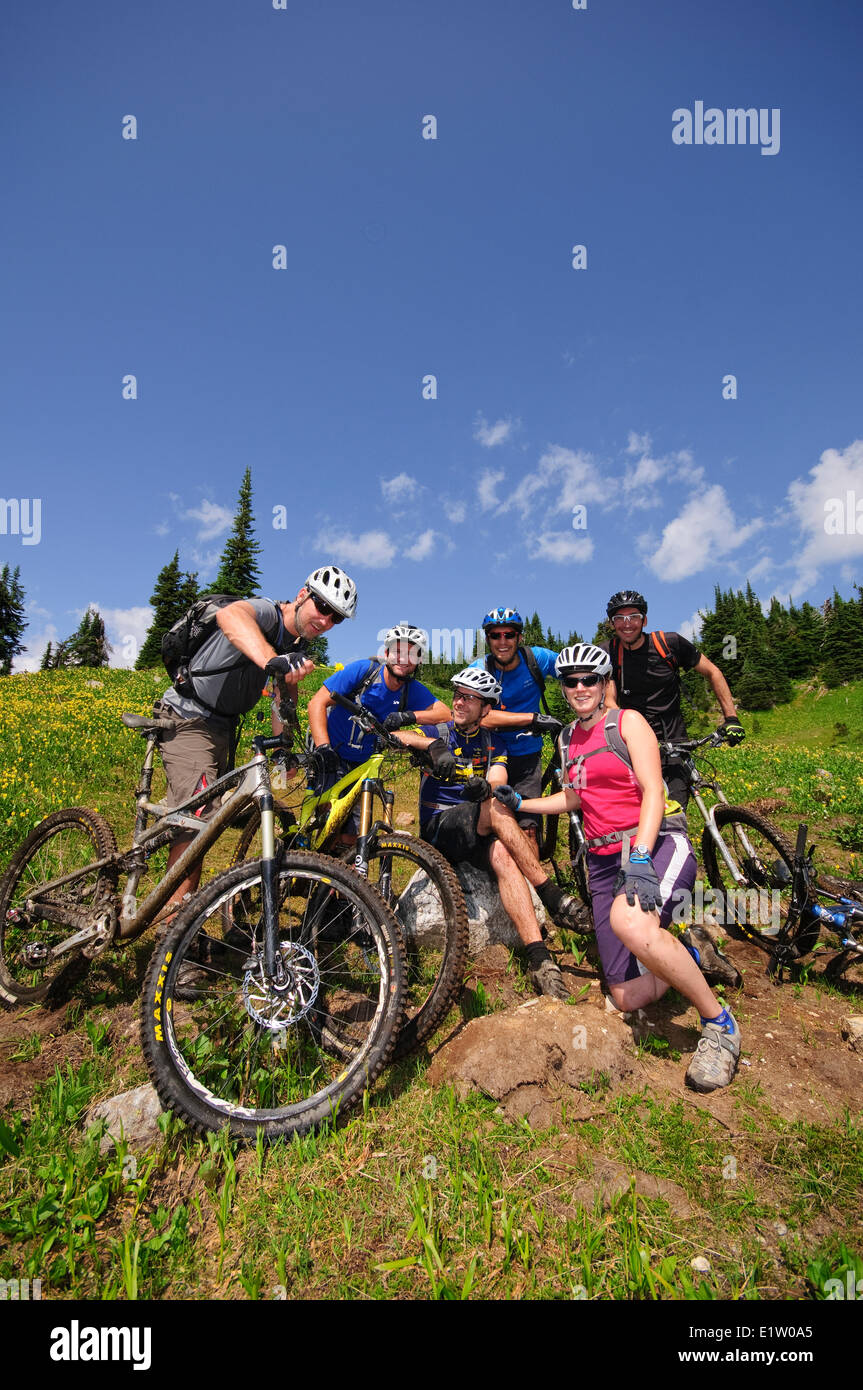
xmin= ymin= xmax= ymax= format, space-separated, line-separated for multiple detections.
xmin=659 ymin=730 xmax=727 ymax=756
xmin=325 ymin=691 xmax=436 ymax=769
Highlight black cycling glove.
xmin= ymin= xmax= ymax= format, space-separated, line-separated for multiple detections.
xmin=492 ymin=785 xmax=522 ymax=812
xmin=463 ymin=777 xmax=491 ymax=803
xmin=313 ymin=744 xmax=341 ymax=778
xmin=265 ymin=653 xmax=310 ymax=678
xmin=613 ymin=855 xmax=663 ymax=914
xmin=427 ymin=739 xmax=457 ymax=779
xmin=382 ymin=711 xmax=415 ymax=732
xmin=718 ymin=716 xmax=745 ymax=746
xmin=531 ymin=715 xmax=564 ymax=740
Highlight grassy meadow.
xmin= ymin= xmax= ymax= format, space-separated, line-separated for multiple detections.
xmin=0 ymin=666 xmax=861 ymax=1303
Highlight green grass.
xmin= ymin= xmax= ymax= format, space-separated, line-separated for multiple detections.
xmin=1 ymin=667 xmax=862 ymax=1300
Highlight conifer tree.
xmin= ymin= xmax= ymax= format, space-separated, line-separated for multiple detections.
xmin=136 ymin=552 xmax=200 ymax=670
xmin=213 ymin=468 xmax=262 ymax=597
xmin=821 ymin=589 xmax=863 ymax=686
xmin=40 ymin=641 xmax=54 ymax=670
xmin=57 ymin=608 xmax=111 ymax=668
xmin=0 ymin=565 xmax=28 ymax=675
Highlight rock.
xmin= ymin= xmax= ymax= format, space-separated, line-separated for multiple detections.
xmin=85 ymin=680 xmax=104 ymax=689
xmin=394 ymin=811 xmax=415 ymax=828
xmin=774 ymin=1222 xmax=788 ymax=1237
xmin=691 ymin=1256 xmax=711 ymax=1274
xmin=426 ymin=997 xmax=636 ymax=1123
xmin=395 ymin=834 xmax=544 ymax=957
xmin=454 ymin=861 xmax=547 ymax=953
xmin=840 ymin=1016 xmax=863 ymax=1054
xmin=86 ymin=1082 xmax=165 ymax=1154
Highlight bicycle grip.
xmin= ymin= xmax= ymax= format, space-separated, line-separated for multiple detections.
xmin=795 ymin=822 xmax=808 ymax=858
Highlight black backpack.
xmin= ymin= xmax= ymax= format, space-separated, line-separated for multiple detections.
xmin=485 ymin=645 xmax=550 ymax=714
xmin=161 ymin=594 xmax=281 ymax=706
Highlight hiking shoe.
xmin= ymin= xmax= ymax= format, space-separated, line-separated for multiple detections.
xmin=530 ymin=958 xmax=571 ymax=1001
xmin=685 ymin=1014 xmax=741 ymax=1093
xmin=683 ymin=926 xmax=742 ymax=989
xmin=542 ymin=884 xmax=591 ymax=935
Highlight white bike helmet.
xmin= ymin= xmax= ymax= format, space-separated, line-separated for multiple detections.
xmin=450 ymin=667 xmax=502 ymax=704
xmin=555 ymin=643 xmax=612 ymax=678
xmin=305 ymin=565 xmax=358 ymax=620
xmin=383 ymin=622 xmax=429 ymax=662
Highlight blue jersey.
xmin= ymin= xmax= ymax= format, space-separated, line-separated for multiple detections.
xmin=418 ymin=722 xmax=507 ymax=828
xmin=325 ymin=660 xmax=436 ymax=764
xmin=469 ymin=646 xmax=558 ymax=756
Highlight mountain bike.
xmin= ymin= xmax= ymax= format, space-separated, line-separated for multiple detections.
xmin=227 ymin=691 xmax=468 ymax=1058
xmin=0 ymin=712 xmax=406 ymax=1139
xmin=701 ymin=809 xmax=863 ymax=987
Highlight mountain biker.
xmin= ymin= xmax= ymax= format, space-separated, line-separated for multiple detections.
xmin=513 ymin=643 xmax=742 ymax=1091
xmin=154 ymin=565 xmax=358 ymax=921
xmin=394 ymin=667 xmax=584 ymax=1001
xmin=306 ymin=622 xmax=451 ymax=841
xmin=600 ymin=590 xmax=744 ymax=809
xmin=469 ymin=608 xmax=563 ymax=849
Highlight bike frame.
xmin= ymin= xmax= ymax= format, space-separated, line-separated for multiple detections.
xmin=21 ymin=728 xmax=287 ymax=963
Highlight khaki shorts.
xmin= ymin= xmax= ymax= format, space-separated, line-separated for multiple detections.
xmin=154 ymin=702 xmax=234 ymax=821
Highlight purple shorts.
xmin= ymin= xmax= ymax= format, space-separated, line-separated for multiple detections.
xmin=587 ymin=832 xmax=697 ymax=985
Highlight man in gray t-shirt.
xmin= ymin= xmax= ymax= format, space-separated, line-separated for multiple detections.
xmin=154 ymin=565 xmax=358 ymax=923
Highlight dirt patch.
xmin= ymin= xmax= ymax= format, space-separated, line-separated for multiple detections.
xmin=427 ymin=993 xmax=637 ymax=1125
xmin=537 ymin=1137 xmax=699 ymax=1219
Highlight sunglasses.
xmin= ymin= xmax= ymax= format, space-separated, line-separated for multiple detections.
xmin=562 ymin=673 xmax=603 ymax=689
xmin=487 ymin=629 xmax=518 ymax=640
xmin=612 ymin=614 xmax=643 ymax=625
xmin=310 ymin=596 xmax=344 ymax=624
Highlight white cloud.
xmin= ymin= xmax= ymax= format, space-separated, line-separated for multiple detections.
xmin=527 ymin=531 xmax=595 ymax=565
xmin=626 ymin=431 xmax=652 ymax=456
xmin=497 ymin=445 xmax=606 ymax=519
xmin=314 ymin=527 xmax=396 ymax=569
xmin=14 ymin=603 xmax=153 ymax=671
xmin=622 ymin=439 xmax=703 ymax=507
xmin=645 ymin=485 xmax=764 ymax=581
xmin=442 ymin=499 xmax=466 ymax=524
xmin=404 ymin=528 xmax=435 ymax=562
xmin=98 ymin=604 xmax=154 ymax=669
xmin=381 ymin=473 xmax=420 ymax=504
xmin=786 ymin=440 xmax=863 ymax=595
xmin=477 ymin=469 xmax=506 ymax=511
xmin=678 ymin=610 xmax=704 ymax=644
xmin=15 ymin=620 xmax=60 ymax=673
xmin=185 ymin=499 xmax=234 ymax=541
xmin=189 ymin=548 xmax=221 ymax=583
xmin=155 ymin=521 xmax=170 ymax=536
xmin=474 ymin=415 xmax=516 ymax=448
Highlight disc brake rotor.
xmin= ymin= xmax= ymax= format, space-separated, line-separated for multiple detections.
xmin=241 ymin=941 xmax=320 ymax=1032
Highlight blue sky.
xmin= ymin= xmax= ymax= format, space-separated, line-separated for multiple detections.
xmin=2 ymin=0 xmax=862 ymax=670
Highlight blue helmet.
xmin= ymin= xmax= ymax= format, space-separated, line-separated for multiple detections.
xmin=482 ymin=607 xmax=523 ymax=631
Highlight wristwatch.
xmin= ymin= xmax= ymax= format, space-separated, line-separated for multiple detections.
xmin=631 ymin=843 xmax=652 ymax=860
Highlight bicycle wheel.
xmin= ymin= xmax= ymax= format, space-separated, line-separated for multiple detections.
xmin=141 ymin=850 xmax=405 ymax=1142
xmin=536 ymin=753 xmax=561 ymax=862
xmin=365 ymin=831 xmax=468 ymax=1058
xmin=0 ymin=807 xmax=117 ymax=1007
xmin=700 ymin=805 xmax=817 ymax=953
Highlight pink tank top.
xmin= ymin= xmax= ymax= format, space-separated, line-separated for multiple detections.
xmin=564 ymin=711 xmax=642 ymax=855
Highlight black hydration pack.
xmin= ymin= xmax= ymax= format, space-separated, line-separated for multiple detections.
xmin=161 ymin=593 xmax=246 ymax=701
